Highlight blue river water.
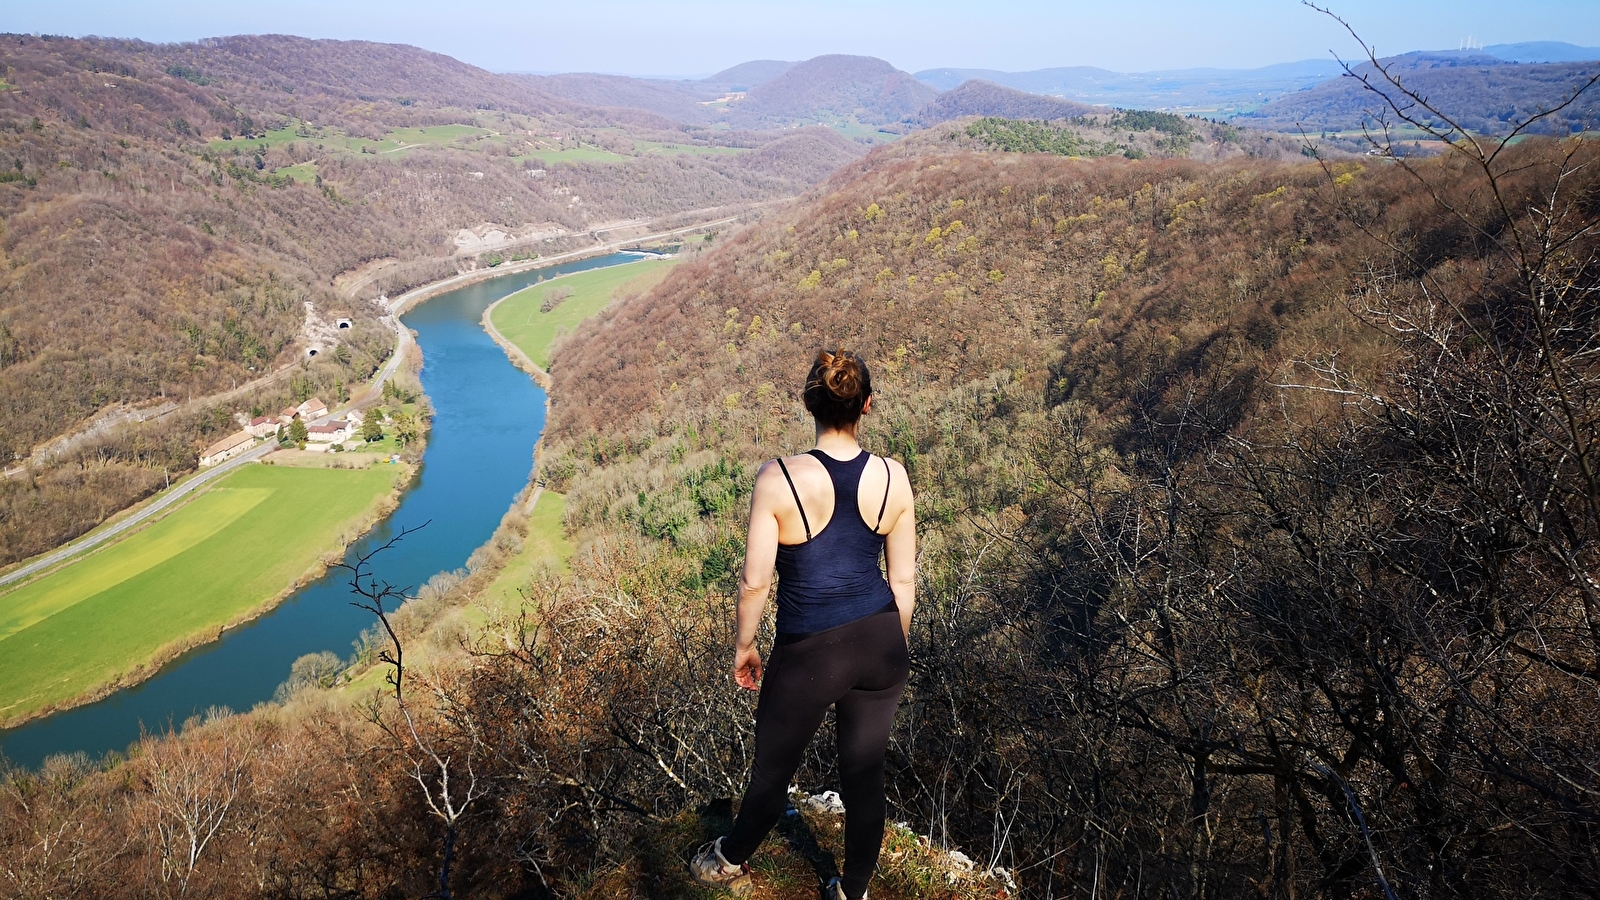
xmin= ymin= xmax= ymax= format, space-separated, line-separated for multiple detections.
xmin=0 ymin=252 xmax=644 ymax=768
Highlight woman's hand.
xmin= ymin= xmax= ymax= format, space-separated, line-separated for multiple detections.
xmin=734 ymin=644 xmax=764 ymax=691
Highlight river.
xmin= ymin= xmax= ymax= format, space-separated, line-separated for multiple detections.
xmin=0 ymin=252 xmax=645 ymax=768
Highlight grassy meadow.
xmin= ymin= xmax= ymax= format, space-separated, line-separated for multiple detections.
xmin=210 ymin=121 xmax=495 ymax=157
xmin=490 ymin=257 xmax=677 ymax=368
xmin=273 ymin=161 xmax=319 ymax=183
xmin=0 ymin=463 xmax=398 ymax=726
xmin=632 ymin=139 xmax=748 ymax=157
xmin=480 ymin=491 xmax=574 ymax=614
xmin=514 ymin=146 xmax=632 ymax=164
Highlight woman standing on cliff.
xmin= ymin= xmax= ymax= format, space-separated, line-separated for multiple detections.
xmin=691 ymin=349 xmax=916 ymax=900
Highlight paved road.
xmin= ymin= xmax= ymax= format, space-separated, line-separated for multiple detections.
xmin=0 ymin=441 xmax=276 ymax=589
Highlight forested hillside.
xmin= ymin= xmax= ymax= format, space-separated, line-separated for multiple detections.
xmin=0 ymin=34 xmax=863 ymax=568
xmin=1239 ymin=52 xmax=1600 ymax=134
xmin=913 ymin=79 xmax=1097 ymax=125
xmin=531 ymin=134 xmax=1600 ymax=897
xmin=728 ymin=54 xmax=939 ymax=128
xmin=6 ymin=114 xmax=1593 ymax=897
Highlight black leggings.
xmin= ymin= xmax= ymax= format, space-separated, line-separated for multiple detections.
xmin=721 ymin=607 xmax=909 ymax=900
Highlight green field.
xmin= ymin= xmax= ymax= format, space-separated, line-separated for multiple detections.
xmin=491 ymin=258 xmax=677 ymax=367
xmin=0 ymin=464 xmax=398 ymax=725
xmin=211 ymin=121 xmax=495 ymax=157
xmin=633 ymin=140 xmax=748 ymax=157
xmin=369 ymin=124 xmax=492 ymax=153
xmin=516 ymin=146 xmax=632 ymax=164
xmin=273 ymin=162 xmax=318 ymax=183
xmin=480 ymin=491 xmax=574 ymax=613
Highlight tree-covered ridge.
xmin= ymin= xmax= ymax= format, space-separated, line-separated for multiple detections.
xmin=1105 ymin=108 xmax=1192 ymax=134
xmin=536 ymin=136 xmax=1600 ymax=897
xmin=962 ymin=116 xmax=1121 ymax=156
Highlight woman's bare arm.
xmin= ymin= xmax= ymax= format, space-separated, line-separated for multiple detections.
xmin=882 ymin=460 xmax=916 ymax=639
xmin=734 ymin=461 xmax=784 ymax=689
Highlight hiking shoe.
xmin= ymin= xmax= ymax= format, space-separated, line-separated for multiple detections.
xmin=823 ymin=877 xmax=866 ymax=900
xmin=690 ymin=836 xmax=753 ymax=896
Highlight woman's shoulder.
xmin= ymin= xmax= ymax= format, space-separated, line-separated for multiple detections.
xmin=754 ymin=453 xmax=824 ymax=484
xmin=870 ymin=453 xmax=911 ymax=484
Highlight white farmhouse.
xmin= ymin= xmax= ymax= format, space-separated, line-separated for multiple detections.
xmin=200 ymin=430 xmax=256 ymax=466
xmin=305 ymin=420 xmax=351 ymax=444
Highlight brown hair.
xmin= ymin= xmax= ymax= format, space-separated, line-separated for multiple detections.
xmin=804 ymin=348 xmax=872 ymax=429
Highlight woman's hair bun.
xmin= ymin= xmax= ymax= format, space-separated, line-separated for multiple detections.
xmin=804 ymin=348 xmax=872 ymax=429
xmin=819 ymin=350 xmax=863 ymax=401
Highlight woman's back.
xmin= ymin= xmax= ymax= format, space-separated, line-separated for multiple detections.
xmin=772 ymin=449 xmax=899 ymax=634
xmin=766 ymin=448 xmax=910 ymax=546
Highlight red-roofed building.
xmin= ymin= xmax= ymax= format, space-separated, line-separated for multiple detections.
xmin=305 ymin=420 xmax=351 ymax=444
xmin=297 ymin=397 xmax=329 ymax=420
xmin=245 ymin=416 xmax=280 ymax=438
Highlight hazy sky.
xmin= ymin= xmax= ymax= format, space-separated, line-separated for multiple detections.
xmin=6 ymin=1 xmax=1598 ymax=77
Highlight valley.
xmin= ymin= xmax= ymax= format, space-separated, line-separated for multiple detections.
xmin=0 ymin=248 xmax=657 ymax=766
xmin=0 ymin=20 xmax=1596 ymax=900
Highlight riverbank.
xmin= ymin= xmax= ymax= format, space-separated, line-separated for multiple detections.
xmin=330 ymin=262 xmax=679 ymax=697
xmin=486 ymin=256 xmax=678 ymax=370
xmin=386 ymin=216 xmax=719 ymax=318
xmin=481 ymin=303 xmax=552 ymax=389
xmin=2 ymin=250 xmax=647 ymax=765
xmin=0 ymin=460 xmax=413 ymax=729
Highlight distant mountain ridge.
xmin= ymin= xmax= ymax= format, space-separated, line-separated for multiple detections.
xmin=729 ymin=54 xmax=938 ymax=126
xmin=1237 ymin=52 xmax=1600 ymax=135
xmin=522 ymin=54 xmax=940 ymax=132
xmin=1430 ymin=41 xmax=1600 ymax=63
xmin=913 ymin=42 xmax=1600 ymax=113
xmin=915 ymin=60 xmax=1347 ymax=113
xmin=914 ymin=80 xmax=1097 ymax=125
xmin=706 ymin=60 xmax=795 ymax=90
xmin=514 ymin=60 xmax=796 ymax=125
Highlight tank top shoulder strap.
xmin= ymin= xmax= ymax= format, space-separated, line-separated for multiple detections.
xmin=875 ymin=456 xmax=891 ymax=532
xmin=775 ymin=457 xmax=811 ymax=541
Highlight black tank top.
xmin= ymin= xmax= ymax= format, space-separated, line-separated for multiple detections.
xmin=773 ymin=449 xmax=896 ymax=636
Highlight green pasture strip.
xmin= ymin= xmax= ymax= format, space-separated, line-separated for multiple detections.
xmin=0 ymin=464 xmax=396 ymax=725
xmin=273 ymin=162 xmax=318 ymax=183
xmin=633 ymin=140 xmax=748 ymax=156
xmin=371 ymin=124 xmax=493 ymax=154
xmin=516 ymin=146 xmax=631 ymax=164
xmin=484 ymin=492 xmax=573 ymax=611
xmin=830 ymin=119 xmax=883 ymax=140
xmin=210 ymin=122 xmax=492 ymax=157
xmin=0 ymin=488 xmax=269 ymax=642
xmin=208 ymin=122 xmax=313 ymax=153
xmin=491 ymin=258 xmax=677 ymax=368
